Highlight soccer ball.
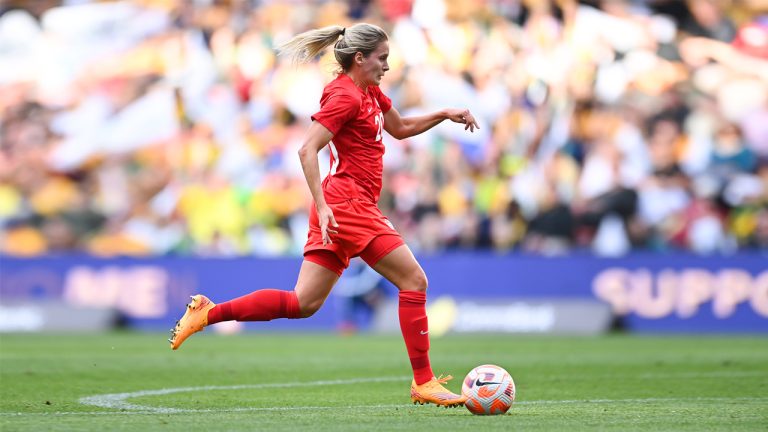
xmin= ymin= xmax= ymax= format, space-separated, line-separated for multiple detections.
xmin=461 ymin=364 xmax=515 ymax=415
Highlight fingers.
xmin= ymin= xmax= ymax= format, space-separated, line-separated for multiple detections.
xmin=321 ymin=224 xmax=333 ymax=246
xmin=458 ymin=110 xmax=479 ymax=133
xmin=463 ymin=117 xmax=478 ymax=132
xmin=320 ymin=213 xmax=339 ymax=246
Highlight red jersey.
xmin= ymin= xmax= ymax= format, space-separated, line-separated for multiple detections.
xmin=311 ymin=74 xmax=392 ymax=204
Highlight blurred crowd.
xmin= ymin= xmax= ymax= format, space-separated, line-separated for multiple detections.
xmin=1 ymin=0 xmax=768 ymax=258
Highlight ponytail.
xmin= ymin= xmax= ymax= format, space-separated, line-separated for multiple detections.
xmin=277 ymin=23 xmax=388 ymax=72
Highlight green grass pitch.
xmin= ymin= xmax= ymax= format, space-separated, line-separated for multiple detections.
xmin=1 ymin=332 xmax=766 ymax=431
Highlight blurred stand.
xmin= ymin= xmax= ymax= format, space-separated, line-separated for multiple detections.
xmin=332 ymin=258 xmax=390 ymax=334
xmin=0 ymin=0 xmax=767 ymax=259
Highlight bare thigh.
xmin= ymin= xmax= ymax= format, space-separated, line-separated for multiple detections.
xmin=371 ymin=244 xmax=427 ymax=292
xmin=293 ymin=259 xmax=340 ymax=317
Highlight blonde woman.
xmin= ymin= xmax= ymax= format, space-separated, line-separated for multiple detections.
xmin=169 ymin=23 xmax=479 ymax=408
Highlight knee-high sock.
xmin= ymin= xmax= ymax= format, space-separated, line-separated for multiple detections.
xmin=399 ymin=290 xmax=434 ymax=385
xmin=207 ymin=289 xmax=301 ymax=324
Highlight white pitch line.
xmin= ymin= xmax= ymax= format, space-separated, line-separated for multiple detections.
xmin=2 ymin=404 xmax=408 ymax=417
xmin=78 ymin=375 xmax=768 ymax=416
xmin=78 ymin=376 xmax=411 ymax=414
xmin=0 ymin=396 xmax=765 ymax=417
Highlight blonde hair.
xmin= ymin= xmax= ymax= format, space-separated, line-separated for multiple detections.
xmin=277 ymin=23 xmax=388 ymax=72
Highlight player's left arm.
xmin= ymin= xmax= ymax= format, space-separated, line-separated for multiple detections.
xmin=383 ymin=107 xmax=479 ymax=140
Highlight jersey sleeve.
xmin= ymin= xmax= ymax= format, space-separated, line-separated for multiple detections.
xmin=311 ymin=92 xmax=360 ymax=135
xmin=371 ymin=87 xmax=392 ymax=114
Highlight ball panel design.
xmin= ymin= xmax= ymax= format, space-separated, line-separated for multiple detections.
xmin=465 ymin=396 xmax=486 ymax=415
xmin=461 ymin=364 xmax=515 ymax=415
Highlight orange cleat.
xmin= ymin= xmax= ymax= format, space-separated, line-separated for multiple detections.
xmin=168 ymin=295 xmax=216 ymax=350
xmin=410 ymin=375 xmax=467 ymax=408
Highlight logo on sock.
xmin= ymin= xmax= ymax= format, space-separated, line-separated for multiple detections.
xmin=420 ymin=330 xmax=429 ymax=335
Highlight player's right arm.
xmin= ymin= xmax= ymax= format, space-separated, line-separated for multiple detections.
xmin=298 ymin=121 xmax=339 ymax=245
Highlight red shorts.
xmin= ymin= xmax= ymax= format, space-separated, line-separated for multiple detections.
xmin=303 ymin=198 xmax=404 ymax=276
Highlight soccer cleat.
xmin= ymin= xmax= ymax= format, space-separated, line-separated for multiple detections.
xmin=410 ymin=375 xmax=467 ymax=408
xmin=168 ymin=295 xmax=216 ymax=350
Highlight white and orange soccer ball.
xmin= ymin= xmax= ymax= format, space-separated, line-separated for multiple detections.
xmin=461 ymin=364 xmax=515 ymax=415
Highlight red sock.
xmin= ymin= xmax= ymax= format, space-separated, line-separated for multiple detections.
xmin=398 ymin=290 xmax=434 ymax=385
xmin=207 ymin=289 xmax=301 ymax=324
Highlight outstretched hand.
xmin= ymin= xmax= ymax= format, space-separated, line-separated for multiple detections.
xmin=446 ymin=109 xmax=480 ymax=132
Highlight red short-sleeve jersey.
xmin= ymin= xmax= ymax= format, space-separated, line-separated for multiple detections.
xmin=311 ymin=74 xmax=392 ymax=204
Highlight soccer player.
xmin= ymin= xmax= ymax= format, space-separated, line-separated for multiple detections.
xmin=169 ymin=23 xmax=480 ymax=408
